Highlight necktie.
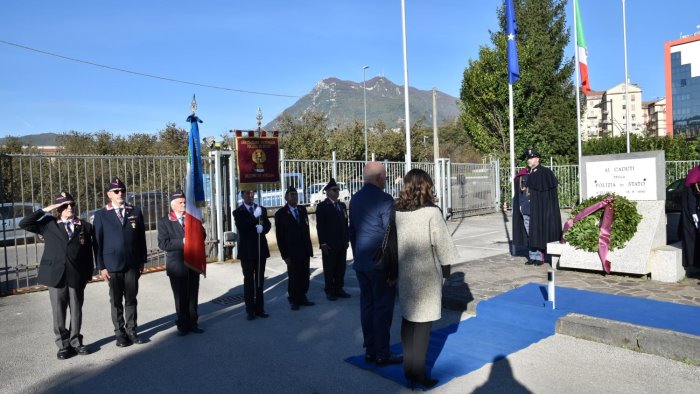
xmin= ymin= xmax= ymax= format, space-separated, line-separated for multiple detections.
xmin=179 ymin=216 xmax=185 ymax=229
xmin=335 ymin=202 xmax=341 ymax=213
xmin=292 ymin=208 xmax=299 ymax=223
xmin=116 ymin=208 xmax=124 ymax=224
xmin=249 ymin=206 xmax=255 ymax=216
xmin=64 ymin=222 xmax=73 ymax=238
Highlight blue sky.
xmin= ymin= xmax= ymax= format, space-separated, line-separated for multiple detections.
xmin=1 ymin=0 xmax=698 ymax=140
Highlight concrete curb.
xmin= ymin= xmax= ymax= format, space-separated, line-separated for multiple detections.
xmin=556 ymin=313 xmax=700 ymax=365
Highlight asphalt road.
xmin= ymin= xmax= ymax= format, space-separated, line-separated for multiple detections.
xmin=1 ymin=258 xmax=699 ymax=393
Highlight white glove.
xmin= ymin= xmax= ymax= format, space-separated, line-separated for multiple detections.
xmin=253 ymin=206 xmax=262 ymax=218
xmin=255 ymin=224 xmax=263 ymax=234
xmin=693 ymin=214 xmax=698 ymax=229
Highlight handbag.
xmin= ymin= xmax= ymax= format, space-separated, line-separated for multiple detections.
xmin=373 ymin=209 xmax=398 ymax=280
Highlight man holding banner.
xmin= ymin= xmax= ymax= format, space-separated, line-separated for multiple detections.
xmin=233 ymin=190 xmax=272 ymax=320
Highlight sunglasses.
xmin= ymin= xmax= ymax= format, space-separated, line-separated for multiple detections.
xmin=110 ymin=189 xmax=125 ymax=194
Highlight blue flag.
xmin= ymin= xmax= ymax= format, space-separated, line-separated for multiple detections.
xmin=506 ymin=0 xmax=520 ymax=84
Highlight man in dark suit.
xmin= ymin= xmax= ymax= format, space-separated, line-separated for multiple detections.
xmin=233 ymin=189 xmax=272 ymax=321
xmin=349 ymin=162 xmax=402 ymax=366
xmin=94 ymin=177 xmax=147 ymax=347
xmin=157 ymin=190 xmax=205 ymax=336
xmin=19 ymin=192 xmax=94 ymax=360
xmin=275 ymin=186 xmax=314 ymax=311
xmin=316 ymin=178 xmax=351 ymax=301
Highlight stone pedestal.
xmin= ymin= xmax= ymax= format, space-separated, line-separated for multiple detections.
xmin=548 ymin=201 xmax=682 ymax=282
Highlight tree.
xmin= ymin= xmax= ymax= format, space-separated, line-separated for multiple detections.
xmin=277 ymin=111 xmax=330 ymax=159
xmin=0 ymin=135 xmax=26 ymax=154
xmin=157 ymin=123 xmax=189 ymax=156
xmin=460 ymin=0 xmax=577 ymax=165
xmin=329 ymin=120 xmax=365 ymax=160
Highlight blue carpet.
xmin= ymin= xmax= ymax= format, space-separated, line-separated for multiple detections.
xmin=345 ymin=283 xmax=700 ymax=389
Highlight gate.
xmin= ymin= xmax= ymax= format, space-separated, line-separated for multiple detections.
xmin=0 ymin=154 xmax=216 ymax=294
xmin=447 ymin=160 xmax=500 ymax=218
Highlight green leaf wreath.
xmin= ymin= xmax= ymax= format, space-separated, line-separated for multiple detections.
xmin=564 ymin=194 xmax=642 ymax=253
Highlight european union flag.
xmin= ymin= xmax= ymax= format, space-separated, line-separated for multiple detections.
xmin=506 ymin=0 xmax=519 ymax=84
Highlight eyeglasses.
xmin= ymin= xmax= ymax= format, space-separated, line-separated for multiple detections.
xmin=111 ymin=190 xmax=125 ymax=194
xmin=329 ymin=188 xmax=340 ymax=192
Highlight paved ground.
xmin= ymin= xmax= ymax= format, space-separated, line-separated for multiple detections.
xmin=1 ymin=211 xmax=699 ymax=393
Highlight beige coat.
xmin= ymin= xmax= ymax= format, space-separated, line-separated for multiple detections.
xmin=396 ymin=206 xmax=458 ymax=322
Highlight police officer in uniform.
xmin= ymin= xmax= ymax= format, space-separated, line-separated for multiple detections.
xmin=94 ymin=177 xmax=148 ymax=347
xmin=19 ymin=192 xmax=94 ymax=359
xmin=275 ymin=186 xmax=314 ymax=310
xmin=315 ymin=178 xmax=351 ymax=300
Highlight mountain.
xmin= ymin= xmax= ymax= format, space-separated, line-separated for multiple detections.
xmin=264 ymin=76 xmax=460 ymax=130
xmin=0 ymin=132 xmax=59 ymax=146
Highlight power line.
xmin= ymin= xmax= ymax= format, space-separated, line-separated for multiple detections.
xmin=0 ymin=39 xmax=299 ymax=98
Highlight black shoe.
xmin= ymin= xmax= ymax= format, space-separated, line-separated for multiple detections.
xmin=533 ymin=260 xmax=544 ymax=266
xmin=128 ymin=334 xmax=144 ymax=345
xmin=524 ymin=260 xmax=534 ymax=265
xmin=190 ymin=326 xmax=205 ymax=333
xmin=116 ymin=335 xmax=132 ymax=347
xmin=255 ymin=311 xmax=270 ymax=318
xmin=326 ymin=293 xmax=338 ymax=301
xmin=177 ymin=329 xmax=188 ymax=336
xmin=74 ymin=345 xmax=90 ymax=355
xmin=301 ymin=299 xmax=315 ymax=306
xmin=246 ymin=312 xmax=256 ymax=321
xmin=407 ymin=377 xmax=438 ymax=389
xmin=376 ymin=354 xmax=403 ymax=366
xmin=364 ymin=353 xmax=376 ymax=363
xmin=335 ymin=289 xmax=351 ymax=298
xmin=290 ymin=303 xmax=300 ymax=311
xmin=57 ymin=347 xmax=76 ymax=360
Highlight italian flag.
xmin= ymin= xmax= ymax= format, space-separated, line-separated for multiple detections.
xmin=575 ymin=0 xmax=590 ymax=93
xmin=185 ymin=113 xmax=207 ymax=276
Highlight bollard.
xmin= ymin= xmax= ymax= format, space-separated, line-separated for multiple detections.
xmin=547 ymin=269 xmax=556 ymax=309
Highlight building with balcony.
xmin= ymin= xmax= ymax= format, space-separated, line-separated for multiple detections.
xmin=580 ymin=83 xmax=645 ymax=140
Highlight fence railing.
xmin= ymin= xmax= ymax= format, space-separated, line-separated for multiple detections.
xmin=3 ymin=151 xmax=695 ymax=293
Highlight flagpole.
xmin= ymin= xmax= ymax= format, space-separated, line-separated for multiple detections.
xmin=573 ymin=0 xmax=583 ymax=204
xmin=622 ymin=0 xmax=631 ymax=153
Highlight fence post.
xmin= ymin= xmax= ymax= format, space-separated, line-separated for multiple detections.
xmin=332 ymin=151 xmax=337 ymax=179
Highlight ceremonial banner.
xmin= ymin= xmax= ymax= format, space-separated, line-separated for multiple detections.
xmin=185 ymin=114 xmax=207 ymax=275
xmin=235 ymin=136 xmax=280 ymax=190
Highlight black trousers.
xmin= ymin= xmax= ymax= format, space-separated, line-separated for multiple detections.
xmin=48 ymin=282 xmax=85 ymax=349
xmin=241 ymin=258 xmax=266 ymax=314
xmin=401 ymin=318 xmax=433 ymax=381
xmin=108 ymin=267 xmax=140 ymax=337
xmin=287 ymin=256 xmax=310 ymax=304
xmin=322 ymin=247 xmax=347 ymax=295
xmin=357 ymin=269 xmax=397 ymax=358
xmin=169 ymin=270 xmax=200 ymax=331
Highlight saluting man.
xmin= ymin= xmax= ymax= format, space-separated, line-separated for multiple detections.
xmin=158 ymin=189 xmax=205 ymax=336
xmin=315 ymin=178 xmax=351 ymax=301
xmin=94 ymin=177 xmax=147 ymax=347
xmin=19 ymin=192 xmax=94 ymax=360
xmin=275 ymin=186 xmax=314 ymax=310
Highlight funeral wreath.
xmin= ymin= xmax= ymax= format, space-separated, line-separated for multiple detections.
xmin=564 ymin=193 xmax=642 ymax=253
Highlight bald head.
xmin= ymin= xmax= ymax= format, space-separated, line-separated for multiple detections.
xmin=363 ymin=162 xmax=387 ymax=189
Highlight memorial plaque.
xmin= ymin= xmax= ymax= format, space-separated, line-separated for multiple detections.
xmin=580 ymin=151 xmax=665 ymax=201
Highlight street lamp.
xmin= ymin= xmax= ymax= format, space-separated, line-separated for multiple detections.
xmin=363 ymin=65 xmax=369 ymax=162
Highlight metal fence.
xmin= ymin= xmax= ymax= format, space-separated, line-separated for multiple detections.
xmin=0 ymin=154 xmax=217 ymax=294
xmin=6 ymin=150 xmax=691 ymax=293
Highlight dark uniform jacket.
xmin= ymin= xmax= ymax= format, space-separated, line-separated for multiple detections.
xmin=233 ymin=204 xmax=271 ymax=261
xmin=316 ymin=198 xmax=349 ymax=251
xmin=19 ymin=210 xmax=94 ymax=288
xmin=527 ymin=165 xmax=562 ymax=250
xmin=275 ymin=204 xmax=313 ymax=261
xmin=93 ymin=203 xmax=147 ymax=272
xmin=157 ymin=212 xmax=206 ymax=277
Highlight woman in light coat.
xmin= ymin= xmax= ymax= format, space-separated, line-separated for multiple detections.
xmin=394 ymin=168 xmax=457 ymax=389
